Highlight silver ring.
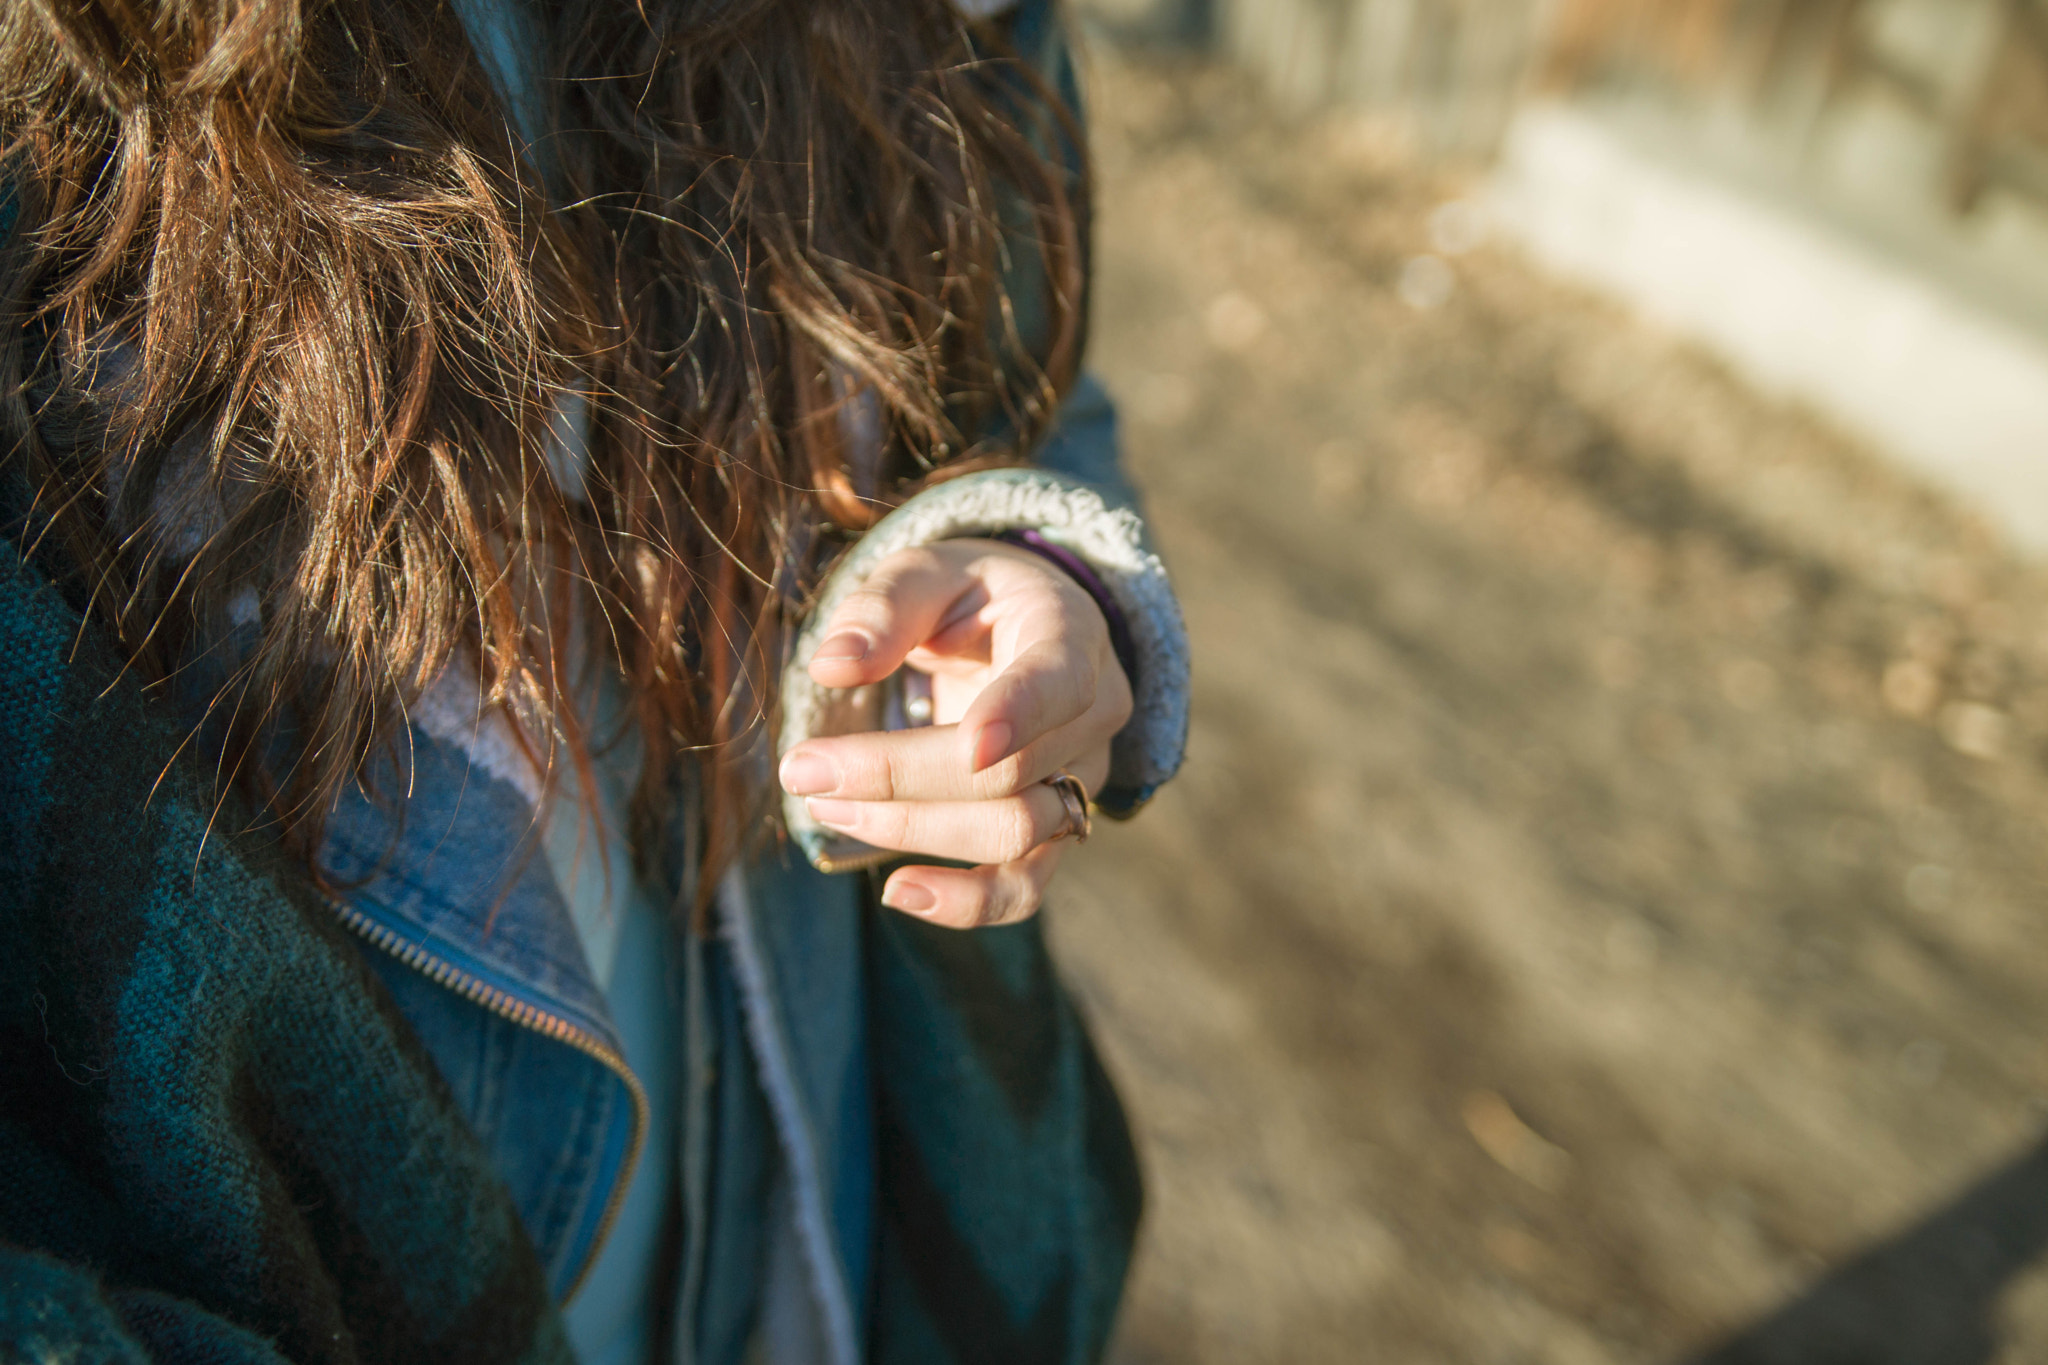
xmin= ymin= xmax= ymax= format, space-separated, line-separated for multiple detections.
xmin=1043 ymin=769 xmax=1092 ymax=845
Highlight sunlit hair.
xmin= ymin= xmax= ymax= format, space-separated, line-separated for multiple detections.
xmin=0 ymin=0 xmax=1085 ymax=892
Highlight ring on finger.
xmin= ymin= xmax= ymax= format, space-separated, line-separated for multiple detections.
xmin=1041 ymin=768 xmax=1092 ymax=846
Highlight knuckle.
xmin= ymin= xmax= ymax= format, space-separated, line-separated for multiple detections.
xmin=1043 ymin=583 xmax=1088 ymax=625
xmin=993 ymin=801 xmax=1040 ymax=863
xmin=979 ymin=752 xmax=1032 ymax=799
xmin=878 ymin=748 xmax=916 ymax=802
xmin=1000 ymin=869 xmax=1043 ymax=924
xmin=1108 ymin=677 xmax=1134 ymax=728
xmin=825 ymin=746 xmax=881 ymax=800
xmin=960 ymin=878 xmax=1002 ymax=929
xmin=1053 ymin=581 xmax=1107 ymax=639
xmin=1073 ymin=650 xmax=1105 ymax=695
xmin=1069 ymin=654 xmax=1100 ymax=708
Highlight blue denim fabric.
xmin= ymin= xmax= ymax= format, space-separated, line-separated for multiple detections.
xmin=322 ymin=724 xmax=876 ymax=1365
xmin=321 ymin=732 xmax=640 ymax=1299
xmin=360 ymin=946 xmax=636 ymax=1297
xmin=322 ymin=739 xmax=621 ymax=1049
xmin=217 ymin=360 xmax=1125 ymax=1357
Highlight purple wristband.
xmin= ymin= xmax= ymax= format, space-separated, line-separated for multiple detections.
xmin=994 ymin=529 xmax=1140 ymax=692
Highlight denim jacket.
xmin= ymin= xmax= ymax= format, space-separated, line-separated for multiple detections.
xmin=0 ymin=4 xmax=1173 ymax=1357
xmin=0 ymin=343 xmax=1160 ymax=1365
xmin=310 ymin=384 xmax=1172 ymax=1365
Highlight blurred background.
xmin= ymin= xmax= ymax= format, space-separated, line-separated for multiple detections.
xmin=1044 ymin=2 xmax=2048 ymax=1361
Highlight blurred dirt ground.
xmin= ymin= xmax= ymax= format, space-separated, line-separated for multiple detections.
xmin=1049 ymin=41 xmax=2048 ymax=1365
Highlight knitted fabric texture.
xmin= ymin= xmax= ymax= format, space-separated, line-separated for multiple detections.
xmin=0 ymin=531 xmax=574 ymax=1365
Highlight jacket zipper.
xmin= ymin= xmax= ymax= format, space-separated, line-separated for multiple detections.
xmin=325 ymin=895 xmax=649 ymax=1301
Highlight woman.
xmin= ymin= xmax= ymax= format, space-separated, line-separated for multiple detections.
xmin=0 ymin=0 xmax=1187 ymax=1362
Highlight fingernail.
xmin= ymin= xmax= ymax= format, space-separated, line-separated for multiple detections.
xmin=971 ymin=721 xmax=1013 ymax=772
xmin=883 ymin=880 xmax=937 ymax=914
xmin=779 ymin=751 xmax=836 ymax=795
xmin=805 ymin=798 xmax=859 ymax=831
xmin=814 ymin=633 xmax=869 ymax=664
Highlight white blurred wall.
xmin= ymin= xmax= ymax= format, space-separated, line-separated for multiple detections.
xmin=1492 ymin=102 xmax=2048 ymax=550
xmin=1203 ymin=0 xmax=2048 ymax=552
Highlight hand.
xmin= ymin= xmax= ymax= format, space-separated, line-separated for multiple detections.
xmin=777 ymin=538 xmax=1132 ymax=929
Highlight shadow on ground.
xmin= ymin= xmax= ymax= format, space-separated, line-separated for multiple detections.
xmin=1692 ymin=1140 xmax=2048 ymax=1365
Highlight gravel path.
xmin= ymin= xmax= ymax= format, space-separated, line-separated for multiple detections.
xmin=1052 ymin=46 xmax=2048 ymax=1365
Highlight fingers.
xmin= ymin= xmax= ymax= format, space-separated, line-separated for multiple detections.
xmin=804 ymin=781 xmax=1075 ymax=866
xmin=780 ymin=707 xmax=1116 ymax=804
xmin=789 ymin=536 xmax=1126 ymax=933
xmin=805 ymin=539 xmax=1130 ymax=777
xmin=881 ymin=841 xmax=1065 ymax=930
xmin=806 ymin=547 xmax=977 ymax=690
xmin=956 ymin=589 xmax=1128 ymax=773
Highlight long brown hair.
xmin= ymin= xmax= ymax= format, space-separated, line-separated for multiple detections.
xmin=0 ymin=0 xmax=1085 ymax=888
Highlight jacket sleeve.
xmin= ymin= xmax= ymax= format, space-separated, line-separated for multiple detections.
xmin=1032 ymin=373 xmax=1145 ymax=518
xmin=779 ymin=456 xmax=1192 ymax=866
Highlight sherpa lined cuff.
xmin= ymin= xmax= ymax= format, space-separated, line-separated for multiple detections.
xmin=780 ymin=467 xmax=1190 ymax=858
